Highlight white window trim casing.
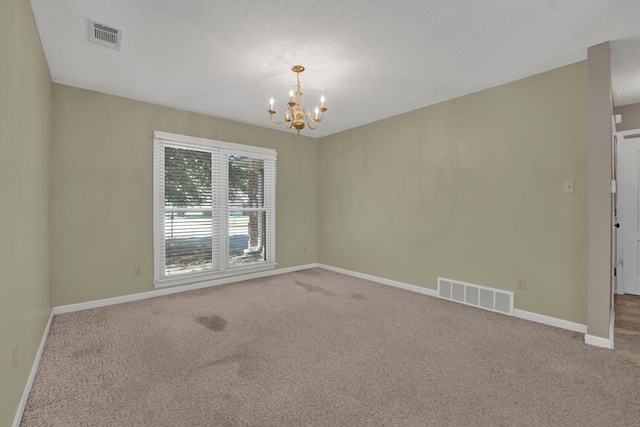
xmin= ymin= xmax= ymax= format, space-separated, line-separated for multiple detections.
xmin=153 ymin=131 xmax=277 ymax=288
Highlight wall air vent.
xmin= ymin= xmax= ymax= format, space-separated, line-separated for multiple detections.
xmin=437 ymin=277 xmax=514 ymax=316
xmin=88 ymin=20 xmax=122 ymax=50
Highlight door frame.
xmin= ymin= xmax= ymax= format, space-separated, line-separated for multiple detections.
xmin=615 ymin=129 xmax=640 ymax=297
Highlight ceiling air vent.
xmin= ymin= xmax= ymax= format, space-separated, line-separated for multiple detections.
xmin=88 ymin=20 xmax=122 ymax=50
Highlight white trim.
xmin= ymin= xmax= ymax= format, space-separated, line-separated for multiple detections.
xmin=610 ymin=305 xmax=616 ymax=350
xmin=55 ymin=264 xmax=319 ymax=314
xmin=153 ymin=132 xmax=277 ymax=287
xmin=317 ymin=264 xmax=592 ymax=337
xmin=153 ymin=131 xmax=277 ymax=158
xmin=585 ymin=333 xmax=613 ymax=349
xmin=17 ymin=264 xmax=318 ymax=423
xmin=14 ymin=264 xmax=606 ymax=424
xmin=13 ymin=309 xmax=55 ymax=427
xmin=154 ymin=263 xmax=276 ymax=288
xmin=317 ymin=264 xmax=438 ymax=297
xmin=616 ymin=129 xmax=640 ymax=139
xmin=513 ymin=309 xmax=587 ymax=334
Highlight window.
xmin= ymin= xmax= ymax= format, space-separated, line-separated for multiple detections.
xmin=153 ymin=131 xmax=276 ymax=287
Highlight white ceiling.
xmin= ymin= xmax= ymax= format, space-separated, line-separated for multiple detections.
xmin=30 ymin=0 xmax=640 ymax=138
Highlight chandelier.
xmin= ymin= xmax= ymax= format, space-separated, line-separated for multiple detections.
xmin=268 ymin=65 xmax=327 ymax=134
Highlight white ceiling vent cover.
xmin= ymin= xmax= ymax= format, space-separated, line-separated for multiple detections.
xmin=88 ymin=20 xmax=121 ymax=50
xmin=437 ymin=277 xmax=514 ymax=316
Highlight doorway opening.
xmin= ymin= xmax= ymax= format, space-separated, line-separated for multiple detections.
xmin=613 ymin=129 xmax=640 ymax=362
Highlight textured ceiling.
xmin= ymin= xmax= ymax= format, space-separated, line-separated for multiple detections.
xmin=611 ymin=37 xmax=640 ymax=107
xmin=30 ymin=0 xmax=640 ymax=138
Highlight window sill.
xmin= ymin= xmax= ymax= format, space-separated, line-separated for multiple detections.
xmin=153 ymin=262 xmax=276 ymax=288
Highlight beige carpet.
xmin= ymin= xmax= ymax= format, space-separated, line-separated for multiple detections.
xmin=21 ymin=269 xmax=640 ymax=426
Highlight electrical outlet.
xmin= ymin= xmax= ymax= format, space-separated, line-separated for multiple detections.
xmin=563 ymin=180 xmax=575 ymax=194
xmin=134 ymin=266 xmax=141 ymax=276
xmin=12 ymin=346 xmax=17 ymax=372
xmin=517 ymin=278 xmax=526 ymax=290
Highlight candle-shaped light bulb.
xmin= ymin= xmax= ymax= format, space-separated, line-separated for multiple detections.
xmin=289 ymin=89 xmax=294 ymax=99
xmin=315 ymin=106 xmax=319 ymax=120
xmin=320 ymin=94 xmax=325 ymax=107
xmin=269 ymin=96 xmax=274 ymax=107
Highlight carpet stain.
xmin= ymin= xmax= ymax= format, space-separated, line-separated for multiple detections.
xmin=205 ymin=351 xmax=246 ymax=366
xmin=350 ymin=293 xmax=366 ymax=301
xmin=299 ymin=269 xmax=321 ymax=276
xmin=204 ymin=350 xmax=257 ymax=378
xmin=295 ymin=280 xmax=335 ymax=296
xmin=195 ymin=314 xmax=227 ymax=331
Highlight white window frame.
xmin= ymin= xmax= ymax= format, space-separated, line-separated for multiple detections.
xmin=153 ymin=131 xmax=276 ymax=287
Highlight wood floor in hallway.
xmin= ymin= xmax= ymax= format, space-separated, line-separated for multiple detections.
xmin=614 ymin=294 xmax=640 ymax=364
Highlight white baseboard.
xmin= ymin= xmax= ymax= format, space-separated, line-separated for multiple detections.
xmin=317 ymin=264 xmax=594 ymax=339
xmin=17 ymin=262 xmax=605 ymax=425
xmin=317 ymin=264 xmax=438 ymax=297
xmin=513 ymin=309 xmax=587 ymax=334
xmin=55 ymin=264 xmax=319 ymax=314
xmin=585 ymin=333 xmax=613 ymax=349
xmin=13 ymin=309 xmax=55 ymax=427
xmin=16 ymin=264 xmax=319 ymax=425
xmin=45 ymin=263 xmax=595 ymax=341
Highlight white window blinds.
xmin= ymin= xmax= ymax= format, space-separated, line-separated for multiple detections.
xmin=153 ymin=131 xmax=276 ymax=287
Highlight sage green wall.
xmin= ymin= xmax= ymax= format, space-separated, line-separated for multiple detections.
xmin=51 ymin=84 xmax=317 ymax=306
xmin=0 ymin=0 xmax=52 ymax=424
xmin=318 ymin=62 xmax=588 ymax=324
xmin=614 ymin=103 xmax=640 ymax=132
xmin=587 ymin=43 xmax=613 ymax=340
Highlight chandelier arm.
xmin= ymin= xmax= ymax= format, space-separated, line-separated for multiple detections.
xmin=306 ymin=119 xmax=319 ymax=130
xmin=269 ymin=114 xmax=288 ymax=125
xmin=304 ymin=110 xmax=319 ymax=130
xmin=305 ymin=109 xmax=324 ymax=125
